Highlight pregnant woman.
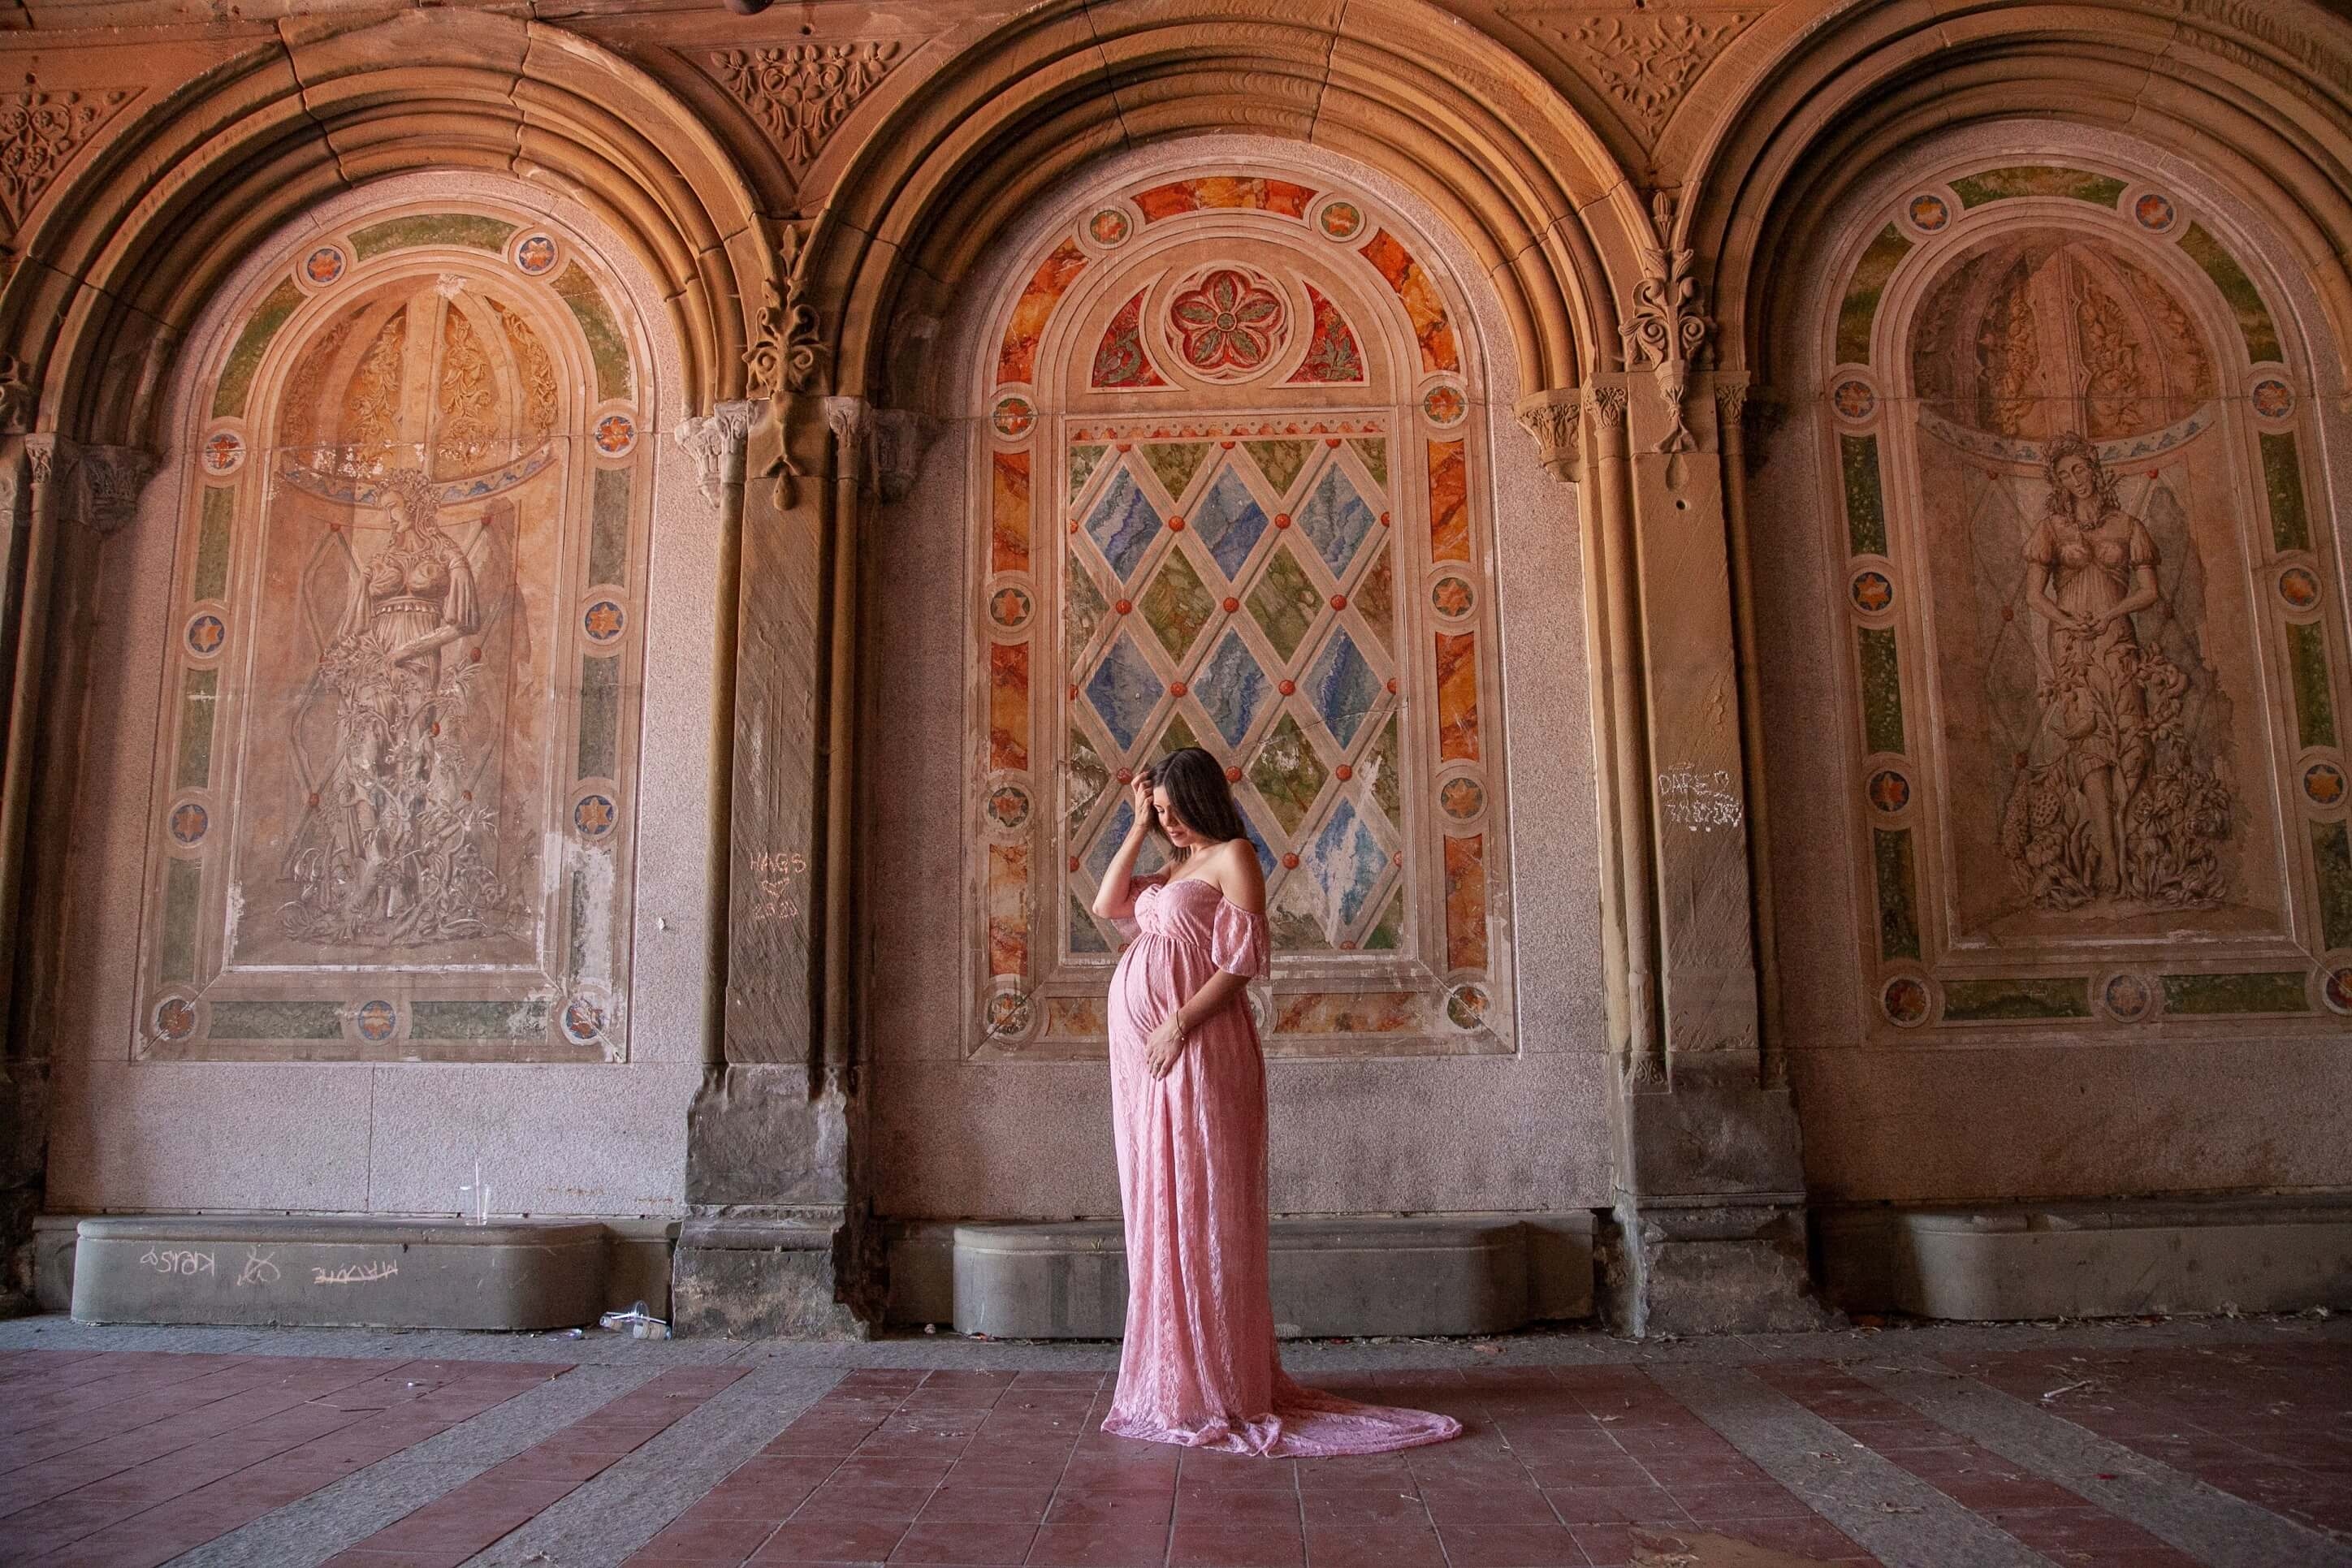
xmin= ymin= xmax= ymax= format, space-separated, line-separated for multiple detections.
xmin=1089 ymin=745 xmax=1461 ymax=1456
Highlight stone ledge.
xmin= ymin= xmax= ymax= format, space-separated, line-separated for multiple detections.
xmin=1819 ymin=1195 xmax=2352 ymax=1320
xmin=67 ymin=1215 xmax=626 ymax=1330
xmin=931 ymin=1214 xmax=1593 ymax=1339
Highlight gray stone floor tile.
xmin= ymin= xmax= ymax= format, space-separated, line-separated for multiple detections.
xmin=1648 ymin=1363 xmax=2060 ymax=1568
xmin=1852 ymin=1357 xmax=2352 ymax=1568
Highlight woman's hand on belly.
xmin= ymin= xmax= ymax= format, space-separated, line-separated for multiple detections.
xmin=1144 ymin=1012 xmax=1187 ymax=1079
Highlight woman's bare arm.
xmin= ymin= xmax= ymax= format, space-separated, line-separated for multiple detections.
xmin=1090 ymin=774 xmax=1157 ymax=919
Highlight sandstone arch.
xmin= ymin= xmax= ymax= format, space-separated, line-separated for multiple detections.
xmin=794 ymin=0 xmax=1638 ymax=409
xmin=0 ymin=8 xmax=767 ymax=449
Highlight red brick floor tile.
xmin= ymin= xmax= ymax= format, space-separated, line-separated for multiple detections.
xmin=828 ymin=1455 xmax=958 ymax=1488
xmin=1670 ymin=1482 xmax=1821 ymax=1520
xmin=1300 ymin=1524 xmax=1447 ymax=1568
xmin=1045 ymin=1491 xmax=1176 ymax=1527
xmin=1175 ymin=1451 xmax=1296 ymax=1488
xmin=1520 ymin=1458 xmax=1652 ymax=1490
xmin=1023 ymin=1520 xmax=1165 ymax=1567
xmin=791 ymin=1480 xmax=940 ymax=1522
xmin=1543 ymin=1486 xmax=1688 ymax=1526
xmin=920 ymin=1484 xmax=1057 ymax=1523
xmin=1172 ymin=1485 xmax=1295 ymax=1524
xmin=1702 ymin=1516 xmax=1874 ymax=1559
xmin=1563 ymin=1523 xmax=1637 ymax=1566
xmin=890 ymin=1518 xmax=1041 ymax=1565
xmin=1294 ymin=1454 xmax=1416 ymax=1488
xmin=1433 ymin=1523 xmax=1585 ymax=1567
xmin=636 ymin=1514 xmax=787 ymax=1562
xmin=1297 ymin=1487 xmax=1427 ymax=1527
xmin=1165 ymin=1522 xmax=1303 ymax=1567
xmin=1417 ymin=1484 xmax=1561 ymax=1527
xmin=752 ymin=1517 xmax=914 ymax=1563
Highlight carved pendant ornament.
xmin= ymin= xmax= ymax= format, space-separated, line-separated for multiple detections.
xmin=1619 ymin=191 xmax=1712 ymax=455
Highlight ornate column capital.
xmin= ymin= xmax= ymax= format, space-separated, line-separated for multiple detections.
xmin=1585 ymin=382 xmax=1630 ymax=433
xmin=0 ymin=355 xmax=35 ymax=436
xmin=1512 ymin=388 xmax=1585 ymax=484
xmin=675 ymin=400 xmax=757 ymax=507
xmin=823 ymin=395 xmax=868 ymax=475
xmin=73 ymin=444 xmax=158 ymax=533
xmin=23 ymin=433 xmax=65 ymax=489
xmin=868 ymin=408 xmax=936 ymax=503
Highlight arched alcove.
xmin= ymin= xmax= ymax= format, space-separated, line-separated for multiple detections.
xmin=48 ymin=172 xmax=720 ymax=1223
xmin=1745 ymin=125 xmax=2352 ymax=1206
xmin=861 ymin=140 xmax=1607 ymax=1254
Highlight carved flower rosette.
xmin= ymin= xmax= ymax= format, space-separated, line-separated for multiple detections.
xmin=1162 ymin=264 xmax=1291 ymax=382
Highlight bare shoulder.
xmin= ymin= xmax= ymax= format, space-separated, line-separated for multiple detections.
xmin=1213 ymin=836 xmax=1266 ymax=911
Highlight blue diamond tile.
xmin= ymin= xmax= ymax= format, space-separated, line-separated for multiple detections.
xmin=1084 ymin=632 xmax=1164 ymax=753
xmin=1296 ymin=464 xmax=1376 ymax=575
xmin=1191 ymin=466 xmax=1270 ymax=580
xmin=1304 ymin=627 xmax=1381 ymax=748
xmin=1085 ymin=467 xmax=1163 ymax=583
xmin=1237 ymin=804 xmax=1275 ymax=879
xmin=1308 ymin=798 xmax=1383 ymax=931
xmin=1195 ymin=629 xmax=1270 ymax=749
xmin=1084 ymin=798 xmax=1170 ymax=883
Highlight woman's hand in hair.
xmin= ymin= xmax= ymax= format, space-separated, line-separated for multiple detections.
xmin=1129 ymin=769 xmax=1156 ymax=827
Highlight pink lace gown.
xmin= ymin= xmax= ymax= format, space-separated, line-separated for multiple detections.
xmin=1101 ymin=873 xmax=1463 ymax=1456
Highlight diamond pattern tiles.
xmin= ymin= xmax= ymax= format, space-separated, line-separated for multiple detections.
xmin=1190 ymin=465 xmax=1269 ymax=579
xmin=1296 ymin=462 xmax=1377 ymax=574
xmin=1084 ymin=467 xmax=1161 ymax=582
xmin=1084 ymin=631 xmax=1163 ymax=751
xmin=1065 ymin=432 xmax=1400 ymax=952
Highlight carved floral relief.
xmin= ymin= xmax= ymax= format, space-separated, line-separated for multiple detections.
xmin=0 ymin=76 xmax=136 ymax=233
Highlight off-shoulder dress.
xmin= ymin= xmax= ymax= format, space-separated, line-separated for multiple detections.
xmin=1102 ymin=871 xmax=1461 ymax=1455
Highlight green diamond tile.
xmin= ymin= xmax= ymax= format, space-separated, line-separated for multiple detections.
xmin=1247 ymin=542 xmax=1323 ymax=664
xmin=1066 ymin=551 xmax=1109 ymax=672
xmin=1070 ymin=896 xmax=1109 ymax=953
xmin=1243 ymin=438 xmax=1312 ymax=498
xmin=1369 ymin=713 xmax=1401 ymax=827
xmin=1144 ymin=441 xmax=1213 ymax=502
xmin=1249 ymin=712 xmax=1329 ymax=835
xmin=1067 ymin=726 xmax=1109 ymax=836
xmin=1364 ymin=885 xmax=1405 ymax=950
xmin=1269 ymin=869 xmax=1333 ymax=952
xmin=1069 ymin=443 xmax=1109 ymax=504
xmin=1355 ymin=542 xmax=1394 ymax=654
xmin=1349 ymin=436 xmax=1388 ymax=490
xmin=1157 ymin=709 xmax=1201 ymax=757
xmin=1139 ymin=546 xmax=1216 ymax=661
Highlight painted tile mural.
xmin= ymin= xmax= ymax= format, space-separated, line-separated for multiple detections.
xmin=1826 ymin=165 xmax=2352 ymax=1030
xmin=138 ymin=208 xmax=651 ymax=1060
xmin=973 ymin=171 xmax=1509 ymax=1058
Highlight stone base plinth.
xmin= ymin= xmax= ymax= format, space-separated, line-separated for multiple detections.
xmin=1602 ymin=1195 xmax=1838 ymax=1337
xmin=71 ymin=1216 xmax=607 ymax=1330
xmin=1820 ymin=1196 xmax=2352 ymax=1320
xmin=912 ymin=1214 xmax=1593 ymax=1339
xmin=671 ymin=1216 xmax=867 ymax=1339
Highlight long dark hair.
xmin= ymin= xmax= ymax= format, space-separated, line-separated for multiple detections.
xmin=1148 ymin=746 xmax=1249 ymax=856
